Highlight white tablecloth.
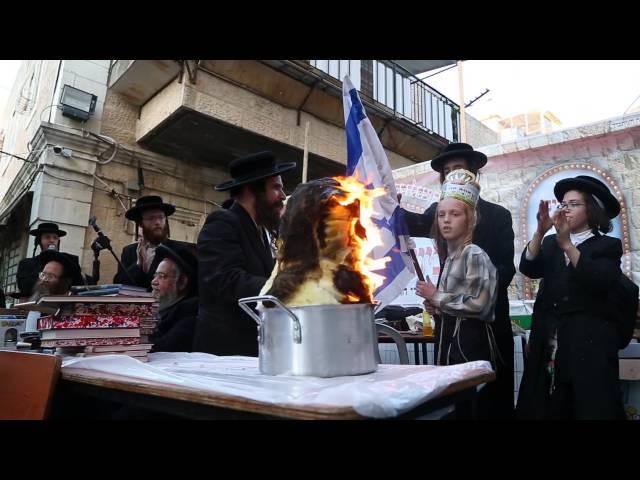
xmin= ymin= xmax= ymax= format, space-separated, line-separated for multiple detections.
xmin=62 ymin=352 xmax=492 ymax=418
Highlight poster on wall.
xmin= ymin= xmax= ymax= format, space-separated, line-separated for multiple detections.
xmin=389 ymin=236 xmax=441 ymax=306
xmin=389 ymin=183 xmax=441 ymax=306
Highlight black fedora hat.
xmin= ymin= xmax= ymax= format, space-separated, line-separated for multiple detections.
xmin=29 ymin=222 xmax=67 ymax=237
xmin=554 ymin=175 xmax=621 ymax=219
xmin=215 ymin=151 xmax=296 ymax=192
xmin=39 ymin=250 xmax=84 ymax=286
xmin=430 ymin=142 xmax=488 ymax=173
xmin=125 ymin=195 xmax=176 ymax=222
xmin=154 ymin=243 xmax=198 ymax=294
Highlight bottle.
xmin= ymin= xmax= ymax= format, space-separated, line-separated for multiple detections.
xmin=423 ymin=311 xmax=433 ymax=336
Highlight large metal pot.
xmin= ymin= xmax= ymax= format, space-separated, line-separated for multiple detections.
xmin=238 ymin=295 xmax=403 ymax=377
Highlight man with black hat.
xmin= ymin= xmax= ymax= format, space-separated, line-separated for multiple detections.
xmin=150 ymin=243 xmax=199 ymax=353
xmin=16 ymin=222 xmax=83 ymax=301
xmin=29 ymin=250 xmax=85 ymax=301
xmin=193 ymin=151 xmax=296 ymax=356
xmin=402 ymin=142 xmax=516 ymax=420
xmin=114 ymin=195 xmax=188 ymax=290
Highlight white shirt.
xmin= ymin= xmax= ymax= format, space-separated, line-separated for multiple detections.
xmin=525 ymin=229 xmax=595 ymax=265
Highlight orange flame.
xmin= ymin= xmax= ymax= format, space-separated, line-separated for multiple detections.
xmin=333 ymin=176 xmax=390 ymax=302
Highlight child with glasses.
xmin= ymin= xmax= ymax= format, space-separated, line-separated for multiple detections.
xmin=517 ymin=175 xmax=625 ymax=419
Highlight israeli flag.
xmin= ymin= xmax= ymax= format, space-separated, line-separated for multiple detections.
xmin=342 ymin=75 xmax=415 ymax=310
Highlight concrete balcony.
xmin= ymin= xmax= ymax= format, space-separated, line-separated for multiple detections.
xmin=108 ymin=60 xmax=182 ymax=106
xmin=106 ymin=60 xmax=456 ymax=188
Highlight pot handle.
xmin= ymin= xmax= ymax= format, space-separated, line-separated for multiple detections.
xmin=238 ymin=295 xmax=302 ymax=344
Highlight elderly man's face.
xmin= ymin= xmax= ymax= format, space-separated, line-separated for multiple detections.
xmin=40 ymin=261 xmax=65 ymax=288
xmin=151 ymin=258 xmax=187 ymax=308
xmin=30 ymin=261 xmax=69 ymax=300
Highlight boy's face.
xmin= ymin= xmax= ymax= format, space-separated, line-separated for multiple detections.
xmin=437 ymin=197 xmax=469 ymax=241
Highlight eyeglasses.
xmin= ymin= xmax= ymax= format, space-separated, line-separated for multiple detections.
xmin=39 ymin=271 xmax=60 ymax=281
xmin=152 ymin=272 xmax=175 ymax=281
xmin=557 ymin=202 xmax=585 ymax=210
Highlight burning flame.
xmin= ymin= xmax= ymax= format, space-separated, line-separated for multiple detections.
xmin=333 ymin=176 xmax=390 ymax=302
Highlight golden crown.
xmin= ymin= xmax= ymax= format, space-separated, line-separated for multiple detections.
xmin=440 ymin=169 xmax=480 ymax=208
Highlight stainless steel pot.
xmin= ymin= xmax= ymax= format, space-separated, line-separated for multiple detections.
xmin=238 ymin=295 xmax=405 ymax=377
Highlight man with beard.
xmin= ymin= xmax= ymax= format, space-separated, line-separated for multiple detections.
xmin=193 ymin=151 xmax=296 ymax=355
xmin=149 ymin=243 xmax=198 ymax=352
xmin=29 ymin=250 xmax=85 ymax=301
xmin=16 ymin=223 xmax=84 ymax=301
xmin=114 ymin=195 xmax=190 ymax=290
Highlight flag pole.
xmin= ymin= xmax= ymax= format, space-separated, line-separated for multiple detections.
xmin=302 ymin=121 xmax=310 ymax=183
xmin=457 ymin=60 xmax=467 ymax=142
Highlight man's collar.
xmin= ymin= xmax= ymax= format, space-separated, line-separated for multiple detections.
xmin=233 ymin=201 xmax=263 ymax=230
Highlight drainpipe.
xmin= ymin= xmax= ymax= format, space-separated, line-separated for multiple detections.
xmin=49 ymin=60 xmax=63 ymax=123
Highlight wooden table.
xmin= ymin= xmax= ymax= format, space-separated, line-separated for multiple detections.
xmin=378 ymin=332 xmax=436 ymax=365
xmin=56 ymin=365 xmax=495 ymax=420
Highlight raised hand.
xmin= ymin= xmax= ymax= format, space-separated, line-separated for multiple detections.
xmin=553 ymin=209 xmax=571 ymax=248
xmin=536 ymin=200 xmax=553 ymax=236
xmin=136 ymin=237 xmax=148 ymax=271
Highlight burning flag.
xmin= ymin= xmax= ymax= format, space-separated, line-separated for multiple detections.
xmin=342 ymin=75 xmax=415 ymax=311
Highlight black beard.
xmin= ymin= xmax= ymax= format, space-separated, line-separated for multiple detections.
xmin=254 ymin=191 xmax=283 ymax=234
xmin=142 ymin=224 xmax=168 ymax=244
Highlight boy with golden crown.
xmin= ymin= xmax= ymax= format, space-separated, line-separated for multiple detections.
xmin=416 ymin=169 xmax=500 ymax=417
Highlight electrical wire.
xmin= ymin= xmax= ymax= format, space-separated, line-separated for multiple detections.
xmin=420 ymin=63 xmax=458 ymax=80
xmin=87 ymin=132 xmax=119 ymax=165
xmin=39 ymin=103 xmax=60 ymax=124
xmin=623 ymin=92 xmax=640 ymax=115
xmin=42 ymin=169 xmax=133 ymax=214
xmin=92 ymin=173 xmax=129 ymax=212
xmin=0 ymin=149 xmax=33 ymax=163
xmin=0 ymin=165 xmax=42 ymax=222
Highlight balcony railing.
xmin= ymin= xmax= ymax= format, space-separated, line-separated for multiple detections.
xmin=309 ymin=59 xmax=459 ymax=142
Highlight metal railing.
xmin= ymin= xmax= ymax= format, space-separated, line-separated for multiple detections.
xmin=307 ymin=60 xmax=459 ymax=142
xmin=373 ymin=60 xmax=459 ymax=142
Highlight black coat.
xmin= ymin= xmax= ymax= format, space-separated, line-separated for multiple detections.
xmin=17 ymin=252 xmax=82 ymax=298
xmin=150 ymin=296 xmax=198 ymax=353
xmin=193 ymin=202 xmax=274 ymax=356
xmin=113 ymin=239 xmax=190 ymax=290
xmin=403 ymin=197 xmax=516 ymax=418
xmin=516 ymin=233 xmax=625 ymax=419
